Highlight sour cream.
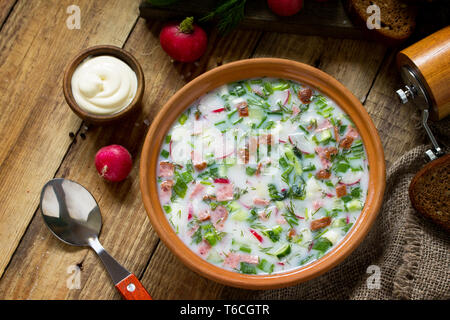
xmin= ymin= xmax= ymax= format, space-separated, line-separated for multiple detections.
xmin=71 ymin=55 xmax=138 ymax=115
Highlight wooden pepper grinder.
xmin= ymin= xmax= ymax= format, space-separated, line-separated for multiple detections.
xmin=396 ymin=26 xmax=450 ymax=232
xmin=396 ymin=26 xmax=450 ymax=160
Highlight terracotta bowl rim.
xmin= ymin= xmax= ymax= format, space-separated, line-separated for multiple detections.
xmin=139 ymin=58 xmax=386 ymax=290
xmin=63 ymin=44 xmax=145 ymax=125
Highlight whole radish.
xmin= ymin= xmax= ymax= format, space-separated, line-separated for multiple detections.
xmin=267 ymin=0 xmax=303 ymax=16
xmin=159 ymin=16 xmax=208 ymax=63
xmin=95 ymin=144 xmax=132 ymax=182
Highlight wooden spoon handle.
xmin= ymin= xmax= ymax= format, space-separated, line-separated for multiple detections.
xmin=115 ymin=274 xmax=152 ymax=300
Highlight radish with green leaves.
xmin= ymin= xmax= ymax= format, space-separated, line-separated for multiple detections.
xmin=159 ymin=17 xmax=208 ymax=63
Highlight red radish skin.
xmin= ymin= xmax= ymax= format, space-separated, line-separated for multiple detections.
xmin=159 ymin=17 xmax=208 ymax=63
xmin=267 ymin=0 xmax=303 ymax=17
xmin=95 ymin=145 xmax=132 ymax=182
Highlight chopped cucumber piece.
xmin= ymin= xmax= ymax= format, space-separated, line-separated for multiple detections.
xmin=240 ymin=262 xmax=257 ymax=274
xmin=231 ymin=209 xmax=248 ymax=221
xmin=318 ymin=129 xmax=332 ymax=143
xmin=257 ymin=259 xmax=274 ymax=273
xmin=272 ymin=244 xmax=291 ymax=259
xmin=207 ymin=250 xmax=224 ymax=263
xmin=347 ymin=199 xmax=363 ymax=211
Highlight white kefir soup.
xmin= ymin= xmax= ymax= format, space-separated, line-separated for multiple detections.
xmin=157 ymin=78 xmax=369 ymax=275
xmin=71 ymin=55 xmax=137 ymax=115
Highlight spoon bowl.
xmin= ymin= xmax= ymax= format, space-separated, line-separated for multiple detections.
xmin=40 ymin=178 xmax=152 ymax=300
xmin=41 ymin=179 xmax=102 ymax=246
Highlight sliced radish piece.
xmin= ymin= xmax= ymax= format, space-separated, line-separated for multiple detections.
xmin=283 ymin=90 xmax=290 ymax=105
xmin=288 ymin=132 xmax=315 ymax=154
xmin=339 ymin=170 xmax=363 ymax=185
xmin=212 ymin=107 xmax=226 ymax=113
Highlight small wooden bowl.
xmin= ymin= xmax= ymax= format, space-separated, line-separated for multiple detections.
xmin=140 ymin=58 xmax=386 ymax=289
xmin=63 ymin=45 xmax=145 ymax=125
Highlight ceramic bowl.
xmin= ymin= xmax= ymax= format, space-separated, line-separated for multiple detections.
xmin=63 ymin=45 xmax=144 ymax=125
xmin=140 ymin=58 xmax=385 ymax=289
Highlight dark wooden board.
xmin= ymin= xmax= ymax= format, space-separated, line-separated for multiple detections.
xmin=139 ymin=0 xmax=367 ymax=39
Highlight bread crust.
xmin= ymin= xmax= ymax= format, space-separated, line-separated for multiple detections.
xmin=409 ymin=154 xmax=450 ymax=232
xmin=343 ymin=0 xmax=417 ymax=46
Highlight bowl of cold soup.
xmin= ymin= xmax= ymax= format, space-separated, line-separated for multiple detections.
xmin=140 ymin=58 xmax=385 ymax=289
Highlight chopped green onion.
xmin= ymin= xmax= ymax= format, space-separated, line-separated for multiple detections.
xmin=161 ymin=149 xmax=169 ymax=159
xmin=178 ymin=113 xmax=188 ymax=125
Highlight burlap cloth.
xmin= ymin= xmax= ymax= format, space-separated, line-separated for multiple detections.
xmin=249 ymin=118 xmax=450 ymax=300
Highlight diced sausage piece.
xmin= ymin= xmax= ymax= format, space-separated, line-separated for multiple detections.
xmin=197 ymin=209 xmax=211 ymax=221
xmin=191 ymin=151 xmax=207 ymax=171
xmin=160 ymin=179 xmax=174 ymax=192
xmin=334 ymin=126 xmax=340 ymax=142
xmin=315 ymin=146 xmax=338 ymax=160
xmin=159 ymin=161 xmax=174 ymax=177
xmin=224 ymin=252 xmax=241 ymax=269
xmin=238 ymin=148 xmax=249 ymax=164
xmin=339 ymin=136 xmax=354 ymax=149
xmin=336 ymin=184 xmax=347 ymax=198
xmin=288 ymin=229 xmax=296 ymax=239
xmin=203 ymin=195 xmax=217 ymax=201
xmin=253 ymin=198 xmax=270 ymax=206
xmin=316 ymin=169 xmax=331 ymax=180
xmin=298 ymin=88 xmax=313 ymax=104
xmin=339 ymin=127 xmax=359 ymax=149
xmin=258 ymin=133 xmax=273 ymax=145
xmin=190 ymin=183 xmax=206 ymax=199
xmin=211 ymin=205 xmax=228 ymax=230
xmin=216 ymin=183 xmax=234 ymax=201
xmin=249 ymin=137 xmax=258 ymax=155
xmin=240 ymin=254 xmax=259 ymax=264
xmin=198 ymin=240 xmax=211 ymax=257
xmin=346 ymin=127 xmax=359 ymax=139
xmin=316 ymin=119 xmax=332 ymax=132
xmin=255 ymin=162 xmax=263 ymax=176
xmin=310 ymin=217 xmax=332 ymax=231
xmin=237 ymin=101 xmax=249 ymax=117
xmin=194 ymin=162 xmax=207 ymax=171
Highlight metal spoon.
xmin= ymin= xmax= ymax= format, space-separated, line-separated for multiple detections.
xmin=40 ymin=178 xmax=152 ymax=300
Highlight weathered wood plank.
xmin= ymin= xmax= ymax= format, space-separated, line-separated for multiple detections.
xmin=0 ymin=0 xmax=16 ymax=28
xmin=141 ymin=34 xmax=387 ymax=299
xmin=0 ymin=0 xmax=140 ymax=279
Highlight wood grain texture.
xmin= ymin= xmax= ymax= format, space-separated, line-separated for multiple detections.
xmin=0 ymin=0 xmax=140 ymax=278
xmin=0 ymin=0 xmax=16 ymax=28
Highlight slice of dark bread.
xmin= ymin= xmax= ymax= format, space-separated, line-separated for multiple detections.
xmin=409 ymin=154 xmax=450 ymax=232
xmin=344 ymin=0 xmax=417 ymax=46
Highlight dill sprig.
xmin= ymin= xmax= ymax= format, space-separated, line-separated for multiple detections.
xmin=200 ymin=0 xmax=247 ymax=34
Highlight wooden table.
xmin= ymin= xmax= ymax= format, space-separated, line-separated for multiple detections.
xmin=0 ymin=0 xmax=423 ymax=300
